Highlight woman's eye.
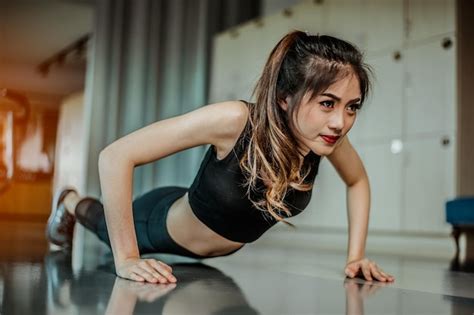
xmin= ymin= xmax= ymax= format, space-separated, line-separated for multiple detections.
xmin=348 ymin=104 xmax=361 ymax=113
xmin=320 ymin=101 xmax=334 ymax=108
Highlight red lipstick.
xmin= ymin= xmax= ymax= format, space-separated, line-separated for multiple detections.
xmin=321 ymin=135 xmax=340 ymax=145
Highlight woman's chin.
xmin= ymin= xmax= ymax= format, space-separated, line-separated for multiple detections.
xmin=313 ymin=149 xmax=331 ymax=156
xmin=313 ymin=141 xmax=338 ymax=156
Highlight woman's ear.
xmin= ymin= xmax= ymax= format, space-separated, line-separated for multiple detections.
xmin=278 ymin=96 xmax=290 ymax=112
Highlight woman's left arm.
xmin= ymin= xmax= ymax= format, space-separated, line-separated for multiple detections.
xmin=327 ymin=136 xmax=395 ymax=282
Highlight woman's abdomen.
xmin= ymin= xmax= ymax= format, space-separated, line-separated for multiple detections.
xmin=165 ymin=192 xmax=244 ymax=257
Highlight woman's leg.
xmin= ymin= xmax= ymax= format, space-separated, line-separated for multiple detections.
xmin=133 ymin=187 xmax=244 ymax=259
xmin=141 ymin=187 xmax=208 ymax=259
xmin=72 ymin=195 xmax=157 ymax=254
xmin=69 ymin=186 xmax=208 ymax=258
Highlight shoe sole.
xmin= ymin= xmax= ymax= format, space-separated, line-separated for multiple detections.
xmin=46 ymin=186 xmax=77 ymax=247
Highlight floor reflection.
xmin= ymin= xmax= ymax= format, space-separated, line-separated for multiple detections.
xmin=0 ymin=248 xmax=473 ymax=314
xmin=450 ymin=255 xmax=474 ymax=273
xmin=43 ymin=250 xmax=259 ymax=315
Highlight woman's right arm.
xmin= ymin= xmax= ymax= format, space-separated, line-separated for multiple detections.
xmin=96 ymin=100 xmax=249 ymax=283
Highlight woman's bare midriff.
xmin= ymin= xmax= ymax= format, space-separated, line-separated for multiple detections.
xmin=165 ymin=192 xmax=245 ymax=257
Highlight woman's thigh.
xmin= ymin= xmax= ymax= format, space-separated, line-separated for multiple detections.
xmin=94 ymin=186 xmax=187 ymax=253
xmin=144 ymin=187 xmax=209 ymax=258
xmin=93 ymin=186 xmax=208 ymax=258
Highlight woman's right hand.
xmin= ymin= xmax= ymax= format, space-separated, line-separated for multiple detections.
xmin=115 ymin=257 xmax=177 ymax=284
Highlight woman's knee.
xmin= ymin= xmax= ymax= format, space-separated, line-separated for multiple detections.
xmin=75 ymin=198 xmax=105 ymax=232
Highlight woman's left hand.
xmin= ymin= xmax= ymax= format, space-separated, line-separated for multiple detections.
xmin=344 ymin=258 xmax=395 ymax=282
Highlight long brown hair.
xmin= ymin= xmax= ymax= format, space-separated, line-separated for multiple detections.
xmin=239 ymin=30 xmax=373 ymax=227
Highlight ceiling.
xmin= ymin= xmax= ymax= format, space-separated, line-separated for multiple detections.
xmin=0 ymin=0 xmax=94 ymax=66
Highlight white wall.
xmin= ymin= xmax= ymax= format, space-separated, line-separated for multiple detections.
xmin=261 ymin=0 xmax=304 ymax=15
xmin=52 ymin=92 xmax=103 ymax=268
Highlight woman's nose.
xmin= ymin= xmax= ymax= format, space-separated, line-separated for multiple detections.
xmin=328 ymin=110 xmax=344 ymax=131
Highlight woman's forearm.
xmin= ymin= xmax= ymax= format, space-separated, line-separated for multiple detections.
xmin=346 ymin=176 xmax=370 ymax=262
xmin=98 ymin=150 xmax=140 ymax=266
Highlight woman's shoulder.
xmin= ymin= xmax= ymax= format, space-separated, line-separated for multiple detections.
xmin=208 ymin=100 xmax=250 ymax=159
xmin=209 ymin=100 xmax=250 ymax=136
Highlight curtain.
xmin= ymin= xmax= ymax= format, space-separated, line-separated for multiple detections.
xmin=82 ymin=0 xmax=260 ymax=198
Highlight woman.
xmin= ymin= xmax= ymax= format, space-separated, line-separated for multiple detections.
xmin=47 ymin=30 xmax=395 ymax=284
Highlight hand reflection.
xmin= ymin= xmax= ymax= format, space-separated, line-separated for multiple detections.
xmin=117 ymin=277 xmax=177 ymax=301
xmin=43 ymin=253 xmax=261 ymax=315
xmin=105 ymin=278 xmax=176 ymax=314
xmin=343 ymin=277 xmax=391 ymax=315
xmin=104 ymin=262 xmax=259 ymax=315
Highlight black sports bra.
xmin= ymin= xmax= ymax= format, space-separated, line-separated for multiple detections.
xmin=187 ymin=101 xmax=322 ymax=243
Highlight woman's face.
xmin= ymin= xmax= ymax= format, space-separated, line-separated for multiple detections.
xmin=285 ymin=73 xmax=362 ymax=156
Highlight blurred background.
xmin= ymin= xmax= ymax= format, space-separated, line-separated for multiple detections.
xmin=0 ymin=0 xmax=472 ymax=270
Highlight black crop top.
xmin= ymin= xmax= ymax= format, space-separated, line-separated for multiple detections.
xmin=188 ymin=102 xmax=322 ymax=243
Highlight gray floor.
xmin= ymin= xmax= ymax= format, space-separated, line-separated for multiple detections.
xmin=1 ymin=222 xmax=474 ymax=314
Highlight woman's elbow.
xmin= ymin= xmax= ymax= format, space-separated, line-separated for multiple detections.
xmin=98 ymin=146 xmax=123 ymax=173
xmin=98 ymin=147 xmax=111 ymax=165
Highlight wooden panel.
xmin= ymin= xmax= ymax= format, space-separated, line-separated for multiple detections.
xmin=0 ymin=181 xmax=52 ymax=219
xmin=0 ymin=95 xmax=58 ymax=219
xmin=0 ymin=221 xmax=48 ymax=261
xmin=457 ymin=0 xmax=474 ymax=196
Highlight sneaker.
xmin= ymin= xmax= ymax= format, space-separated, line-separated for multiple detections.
xmin=46 ymin=187 xmax=78 ymax=248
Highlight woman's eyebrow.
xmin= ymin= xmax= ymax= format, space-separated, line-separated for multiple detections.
xmin=320 ymin=93 xmax=361 ymax=103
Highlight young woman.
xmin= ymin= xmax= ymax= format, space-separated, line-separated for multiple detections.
xmin=47 ymin=30 xmax=395 ymax=285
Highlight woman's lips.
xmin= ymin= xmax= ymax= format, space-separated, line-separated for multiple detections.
xmin=321 ymin=135 xmax=340 ymax=145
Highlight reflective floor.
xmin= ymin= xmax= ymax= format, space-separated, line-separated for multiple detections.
xmin=1 ymin=221 xmax=474 ymax=315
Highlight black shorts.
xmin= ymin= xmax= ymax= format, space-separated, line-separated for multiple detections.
xmin=75 ymin=186 xmax=243 ymax=259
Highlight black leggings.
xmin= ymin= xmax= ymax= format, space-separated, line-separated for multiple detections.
xmin=74 ymin=186 xmax=242 ymax=259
